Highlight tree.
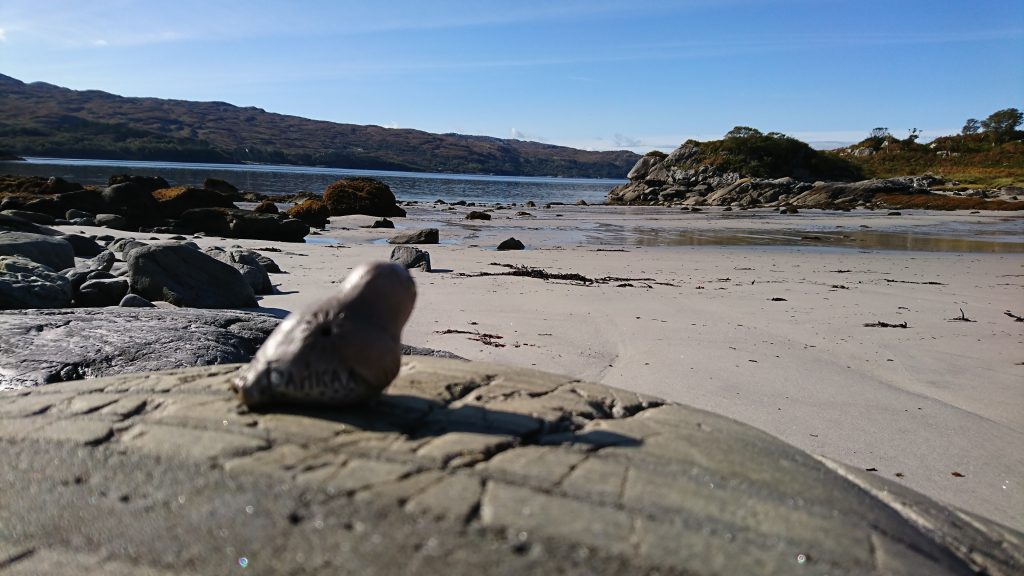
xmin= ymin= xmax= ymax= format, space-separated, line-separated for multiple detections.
xmin=724 ymin=126 xmax=763 ymax=139
xmin=869 ymin=127 xmax=891 ymax=139
xmin=961 ymin=118 xmax=981 ymax=135
xmin=905 ymin=128 xmax=921 ymax=143
xmin=980 ymin=108 xmax=1023 ymax=142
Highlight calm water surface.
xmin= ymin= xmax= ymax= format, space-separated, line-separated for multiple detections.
xmin=1 ymin=157 xmax=623 ymax=205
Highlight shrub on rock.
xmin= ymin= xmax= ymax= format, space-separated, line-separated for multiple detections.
xmin=323 ymin=177 xmax=406 ymax=217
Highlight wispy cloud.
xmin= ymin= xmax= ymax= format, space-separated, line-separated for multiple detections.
xmin=0 ymin=27 xmax=6 ymax=42
xmin=511 ymin=128 xmax=547 ymax=142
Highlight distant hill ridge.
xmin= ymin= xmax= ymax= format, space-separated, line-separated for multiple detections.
xmin=0 ymin=73 xmax=639 ymax=178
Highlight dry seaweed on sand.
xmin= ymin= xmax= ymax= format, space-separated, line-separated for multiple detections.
xmin=884 ymin=278 xmax=945 ymax=286
xmin=864 ymin=321 xmax=909 ymax=328
xmin=435 ymin=328 xmax=506 ymax=348
xmin=460 ymin=263 xmax=664 ymax=286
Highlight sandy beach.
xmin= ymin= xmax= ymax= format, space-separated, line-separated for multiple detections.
xmin=58 ymin=204 xmax=1024 ymax=531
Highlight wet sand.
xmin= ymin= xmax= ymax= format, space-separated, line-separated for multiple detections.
xmin=61 ymin=204 xmax=1024 ymax=530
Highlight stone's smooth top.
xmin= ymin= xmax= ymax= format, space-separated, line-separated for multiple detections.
xmin=233 ymin=262 xmax=416 ymax=408
xmin=0 ymin=231 xmax=75 ymax=271
xmin=1 ymin=358 xmax=1020 ymax=575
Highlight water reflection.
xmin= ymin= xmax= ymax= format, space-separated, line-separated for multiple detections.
xmin=586 ymin=227 xmax=1023 ymax=253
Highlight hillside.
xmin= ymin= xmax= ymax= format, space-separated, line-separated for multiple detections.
xmin=0 ymin=74 xmax=638 ymax=178
xmin=839 ymin=130 xmax=1024 ymax=189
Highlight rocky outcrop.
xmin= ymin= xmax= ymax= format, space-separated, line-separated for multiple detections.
xmin=609 ymin=145 xmax=1019 ymax=210
xmin=127 ymin=244 xmax=258 ymax=308
xmin=0 ymin=308 xmax=280 ymax=388
xmin=0 ymin=175 xmax=312 ymax=241
xmin=323 ymin=177 xmax=406 ymax=218
xmin=0 ymin=358 xmax=1019 ymax=574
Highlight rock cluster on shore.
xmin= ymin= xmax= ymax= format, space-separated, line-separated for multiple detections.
xmin=609 ymin=143 xmax=1022 ymax=210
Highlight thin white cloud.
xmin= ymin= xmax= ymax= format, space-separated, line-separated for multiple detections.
xmin=511 ymin=128 xmax=547 ymax=143
xmin=93 ymin=39 xmax=108 ymax=46
xmin=0 ymin=27 xmax=6 ymax=42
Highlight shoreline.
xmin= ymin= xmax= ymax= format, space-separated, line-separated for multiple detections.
xmin=50 ymin=205 xmax=1024 ymax=531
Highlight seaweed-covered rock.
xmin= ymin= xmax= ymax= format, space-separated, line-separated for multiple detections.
xmin=252 ymin=200 xmax=279 ymax=214
xmin=323 ymin=177 xmax=406 ymax=217
xmin=286 ymin=198 xmax=330 ymax=228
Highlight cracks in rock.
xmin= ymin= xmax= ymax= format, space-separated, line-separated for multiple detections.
xmin=0 ymin=547 xmax=35 ymax=569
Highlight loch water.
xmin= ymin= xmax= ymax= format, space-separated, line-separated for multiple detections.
xmin=1 ymin=157 xmax=624 ymax=205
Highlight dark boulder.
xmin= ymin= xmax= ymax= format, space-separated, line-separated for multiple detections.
xmin=323 ymin=177 xmax=406 ymax=217
xmin=179 ymin=208 xmax=309 ymax=242
xmin=21 ymin=196 xmax=64 ymax=218
xmin=0 ymin=307 xmax=280 ymax=387
xmin=1 ymin=213 xmax=62 ymax=236
xmin=1 ymin=210 xmax=54 ymax=225
xmin=390 ymin=246 xmax=432 ymax=271
xmin=497 ymin=237 xmax=526 ymax=251
xmin=76 ymin=277 xmax=130 ymax=307
xmin=62 ymin=234 xmax=106 ymax=258
xmin=0 ymin=232 xmax=75 ymax=271
xmin=108 ymin=174 xmax=170 ymax=193
xmin=153 ymin=186 xmax=237 ymax=218
xmin=0 ymin=255 xmax=72 ymax=310
xmin=465 ymin=211 xmax=491 ymax=220
xmin=370 ymin=218 xmax=395 ymax=229
xmin=127 ymin=244 xmax=257 ymax=308
xmin=102 ymin=182 xmax=161 ymax=224
xmin=57 ymin=188 xmax=105 ymax=215
xmin=203 ymin=177 xmax=240 ymax=198
xmin=388 ymin=228 xmax=439 ymax=245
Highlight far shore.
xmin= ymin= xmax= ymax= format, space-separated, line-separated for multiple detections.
xmin=53 ymin=204 xmax=1024 ymax=532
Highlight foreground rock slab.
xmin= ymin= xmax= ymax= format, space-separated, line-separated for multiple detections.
xmin=0 ymin=359 xmax=1019 ymax=575
xmin=0 ymin=308 xmax=279 ymax=389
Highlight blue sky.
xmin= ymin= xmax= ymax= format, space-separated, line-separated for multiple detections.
xmin=1 ymin=0 xmax=1021 ymax=152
